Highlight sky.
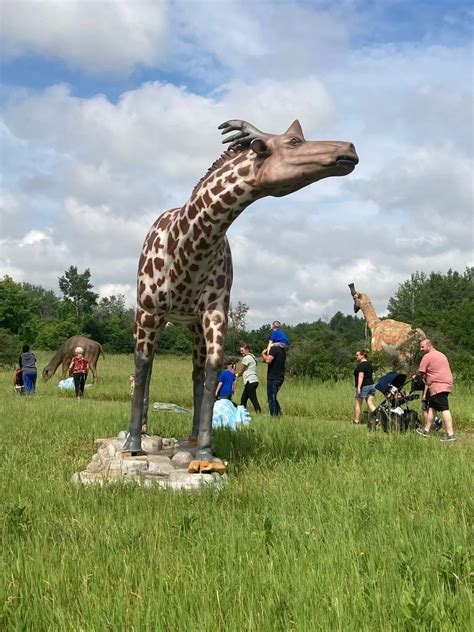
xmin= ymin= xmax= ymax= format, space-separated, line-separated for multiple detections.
xmin=1 ymin=0 xmax=473 ymax=328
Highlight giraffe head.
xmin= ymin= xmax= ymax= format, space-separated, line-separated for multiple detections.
xmin=220 ymin=119 xmax=358 ymax=197
xmin=348 ymin=283 xmax=368 ymax=314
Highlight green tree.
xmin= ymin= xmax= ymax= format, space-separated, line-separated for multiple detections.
xmin=0 ymin=276 xmax=33 ymax=334
xmin=0 ymin=328 xmax=20 ymax=367
xmin=226 ymin=301 xmax=249 ymax=353
xmin=22 ymin=283 xmax=60 ymax=319
xmin=58 ymin=266 xmax=98 ymax=321
xmin=388 ymin=268 xmax=474 ymax=351
xmin=35 ymin=318 xmax=81 ymax=350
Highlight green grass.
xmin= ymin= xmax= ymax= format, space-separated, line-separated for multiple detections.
xmin=0 ymin=354 xmax=472 ymax=631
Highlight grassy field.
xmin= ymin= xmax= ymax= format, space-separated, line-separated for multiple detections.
xmin=1 ymin=353 xmax=472 ymax=631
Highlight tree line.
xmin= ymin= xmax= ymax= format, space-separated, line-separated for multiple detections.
xmin=0 ymin=266 xmax=472 ymax=380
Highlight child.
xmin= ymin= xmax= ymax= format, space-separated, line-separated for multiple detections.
xmin=215 ymin=360 xmax=237 ymax=403
xmin=69 ymin=346 xmax=89 ymax=399
xmin=265 ymin=320 xmax=289 ymax=354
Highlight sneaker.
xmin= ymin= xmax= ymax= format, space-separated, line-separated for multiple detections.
xmin=416 ymin=428 xmax=430 ymax=438
xmin=440 ymin=434 xmax=457 ymax=442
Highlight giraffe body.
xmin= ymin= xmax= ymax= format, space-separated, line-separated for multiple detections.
xmin=348 ymin=285 xmax=425 ymax=369
xmin=125 ymin=120 xmax=359 ymax=454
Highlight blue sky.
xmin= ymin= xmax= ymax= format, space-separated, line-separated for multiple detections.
xmin=1 ymin=0 xmax=473 ymax=326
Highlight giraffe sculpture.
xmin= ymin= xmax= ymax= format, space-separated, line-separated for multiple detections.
xmin=348 ymin=283 xmax=425 ymax=369
xmin=124 ymin=120 xmax=359 ymax=456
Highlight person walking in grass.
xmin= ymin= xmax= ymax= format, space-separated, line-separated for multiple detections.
xmin=237 ymin=343 xmax=262 ymax=413
xmin=353 ymin=349 xmax=377 ymax=424
xmin=415 ymin=339 xmax=456 ymax=442
xmin=69 ymin=346 xmax=89 ymax=399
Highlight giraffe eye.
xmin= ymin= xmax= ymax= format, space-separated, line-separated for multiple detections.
xmin=289 ymin=137 xmax=302 ymax=146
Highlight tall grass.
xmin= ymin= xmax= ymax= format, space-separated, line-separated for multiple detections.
xmin=0 ymin=353 xmax=472 ymax=630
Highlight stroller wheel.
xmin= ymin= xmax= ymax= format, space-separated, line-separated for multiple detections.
xmin=379 ymin=408 xmax=392 ymax=433
xmin=367 ymin=410 xmax=378 ymax=431
xmin=404 ymin=409 xmax=420 ymax=431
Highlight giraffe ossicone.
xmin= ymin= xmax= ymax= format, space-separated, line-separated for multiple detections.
xmin=124 ymin=119 xmax=359 ymax=455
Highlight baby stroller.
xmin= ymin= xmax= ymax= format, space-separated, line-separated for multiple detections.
xmin=368 ymin=372 xmax=422 ymax=432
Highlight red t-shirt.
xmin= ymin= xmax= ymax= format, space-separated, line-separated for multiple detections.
xmin=71 ymin=356 xmax=88 ymax=373
xmin=418 ymin=349 xmax=453 ymax=395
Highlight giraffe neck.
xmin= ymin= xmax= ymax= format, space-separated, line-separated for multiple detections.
xmin=360 ymin=298 xmax=380 ymax=330
xmin=180 ymin=149 xmax=261 ymax=246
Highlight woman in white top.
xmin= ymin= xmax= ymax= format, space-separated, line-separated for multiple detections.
xmin=237 ymin=343 xmax=262 ymax=413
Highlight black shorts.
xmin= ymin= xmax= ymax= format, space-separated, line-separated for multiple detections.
xmin=428 ymin=392 xmax=450 ymax=412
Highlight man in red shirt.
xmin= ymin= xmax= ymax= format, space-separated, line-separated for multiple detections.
xmin=415 ymin=339 xmax=456 ymax=441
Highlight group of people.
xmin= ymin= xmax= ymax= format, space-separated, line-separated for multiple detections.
xmin=14 ymin=345 xmax=89 ymax=399
xmin=353 ymin=339 xmax=456 ymax=441
xmin=16 ymin=326 xmax=457 ymax=440
xmin=215 ymin=321 xmax=289 ymax=416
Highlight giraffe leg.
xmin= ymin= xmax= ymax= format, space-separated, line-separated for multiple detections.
xmin=197 ymin=309 xmax=227 ymax=456
xmin=190 ymin=322 xmax=206 ymax=437
xmin=62 ymin=359 xmax=69 ymax=379
xmin=123 ymin=316 xmax=163 ymax=452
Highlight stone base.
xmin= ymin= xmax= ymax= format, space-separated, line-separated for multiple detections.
xmin=71 ymin=431 xmax=228 ymax=492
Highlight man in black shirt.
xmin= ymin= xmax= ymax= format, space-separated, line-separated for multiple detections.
xmin=261 ymin=345 xmax=287 ymax=416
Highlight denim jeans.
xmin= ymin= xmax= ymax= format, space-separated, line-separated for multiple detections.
xmin=267 ymin=380 xmax=283 ymax=416
xmin=23 ymin=371 xmax=37 ymax=395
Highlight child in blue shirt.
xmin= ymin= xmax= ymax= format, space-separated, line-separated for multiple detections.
xmin=266 ymin=320 xmax=289 ymax=353
xmin=216 ymin=361 xmax=236 ymax=402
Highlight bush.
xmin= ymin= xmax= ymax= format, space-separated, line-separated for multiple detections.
xmin=0 ymin=328 xmax=20 ymax=368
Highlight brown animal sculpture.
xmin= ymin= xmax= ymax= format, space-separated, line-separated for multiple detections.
xmin=42 ymin=336 xmax=104 ymax=383
xmin=348 ymin=283 xmax=425 ymax=369
xmin=125 ymin=119 xmax=359 ymax=456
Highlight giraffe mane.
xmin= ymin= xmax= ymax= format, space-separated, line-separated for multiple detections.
xmin=191 ymin=147 xmax=246 ymax=197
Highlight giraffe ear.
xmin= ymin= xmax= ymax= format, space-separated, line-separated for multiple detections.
xmin=284 ymin=120 xmax=304 ymax=139
xmin=250 ymin=138 xmax=270 ymax=156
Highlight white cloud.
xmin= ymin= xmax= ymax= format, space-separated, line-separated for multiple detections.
xmin=1 ymin=4 xmax=472 ymax=328
xmin=2 ymin=0 xmax=168 ymax=73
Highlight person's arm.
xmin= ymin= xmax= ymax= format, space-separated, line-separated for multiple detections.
xmin=69 ymin=357 xmax=75 ymax=370
xmin=261 ymin=349 xmax=274 ymax=365
xmin=356 ymin=371 xmax=364 ymax=395
xmin=237 ymin=357 xmax=249 ymax=378
xmin=215 ymin=381 xmax=222 ymax=397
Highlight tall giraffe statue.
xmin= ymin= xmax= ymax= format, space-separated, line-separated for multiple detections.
xmin=124 ymin=120 xmax=359 ymax=456
xmin=348 ymin=283 xmax=425 ymax=369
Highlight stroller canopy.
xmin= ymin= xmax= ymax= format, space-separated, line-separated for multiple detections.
xmin=375 ymin=372 xmax=407 ymax=395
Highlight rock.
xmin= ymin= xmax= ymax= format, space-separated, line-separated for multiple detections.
xmin=148 ymin=460 xmax=175 ymax=476
xmin=162 ymin=438 xmax=178 ymax=448
xmin=147 ymin=455 xmax=173 ymax=464
xmin=142 ymin=435 xmax=162 ymax=454
xmin=171 ymin=450 xmax=194 ymax=468
xmin=120 ymin=457 xmax=148 ymax=476
xmin=117 ymin=430 xmax=128 ymax=439
xmin=173 ymin=442 xmax=198 ymax=456
xmin=86 ymin=461 xmax=104 ymax=473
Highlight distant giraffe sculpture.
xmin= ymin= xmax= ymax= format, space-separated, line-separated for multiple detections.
xmin=348 ymin=283 xmax=425 ymax=369
xmin=124 ymin=120 xmax=359 ymax=455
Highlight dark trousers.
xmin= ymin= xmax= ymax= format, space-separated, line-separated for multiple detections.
xmin=23 ymin=371 xmax=37 ymax=395
xmin=240 ymin=381 xmax=261 ymax=412
xmin=73 ymin=372 xmax=87 ymax=397
xmin=267 ymin=380 xmax=283 ymax=416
